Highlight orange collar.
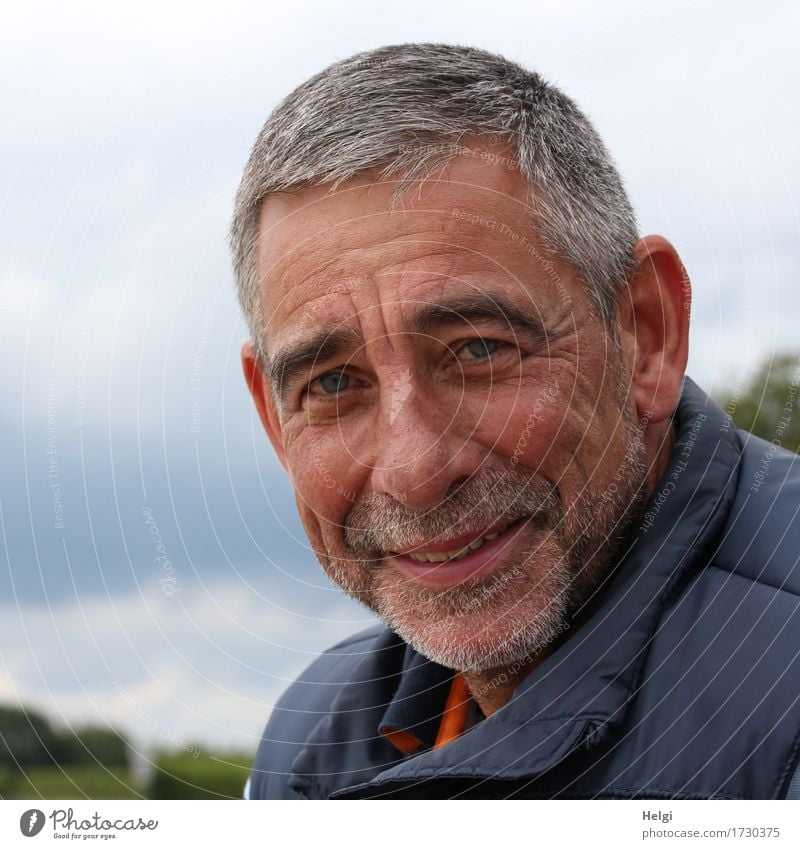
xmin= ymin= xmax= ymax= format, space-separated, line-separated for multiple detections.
xmin=380 ymin=671 xmax=475 ymax=754
xmin=434 ymin=672 xmax=472 ymax=749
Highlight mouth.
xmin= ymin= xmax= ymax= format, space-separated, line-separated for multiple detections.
xmin=387 ymin=515 xmax=534 ymax=587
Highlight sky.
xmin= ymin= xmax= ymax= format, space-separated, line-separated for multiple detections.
xmin=1 ymin=0 xmax=798 ymax=759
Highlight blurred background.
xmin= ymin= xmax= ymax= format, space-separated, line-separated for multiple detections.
xmin=1 ymin=0 xmax=798 ymax=798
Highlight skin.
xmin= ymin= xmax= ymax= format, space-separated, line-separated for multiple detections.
xmin=241 ymin=140 xmax=690 ymax=717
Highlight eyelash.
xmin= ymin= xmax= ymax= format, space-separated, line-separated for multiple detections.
xmin=303 ymin=337 xmax=514 ymax=400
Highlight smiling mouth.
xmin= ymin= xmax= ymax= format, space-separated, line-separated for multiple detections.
xmin=389 ymin=516 xmax=528 ymax=564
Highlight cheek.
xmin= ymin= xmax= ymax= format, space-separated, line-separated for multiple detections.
xmin=470 ymin=379 xmax=572 ymax=471
xmin=285 ymin=426 xmax=366 ymax=525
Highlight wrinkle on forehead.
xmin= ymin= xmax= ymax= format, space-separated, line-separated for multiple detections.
xmin=256 ymin=148 xmax=573 ymax=359
xmin=266 ymin=247 xmax=497 ymax=354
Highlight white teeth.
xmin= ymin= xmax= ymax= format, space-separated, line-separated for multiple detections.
xmin=426 ymin=551 xmax=449 ymax=563
xmin=402 ymin=521 xmax=516 ymax=564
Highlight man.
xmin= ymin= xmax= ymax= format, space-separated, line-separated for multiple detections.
xmin=230 ymin=43 xmax=800 ymax=799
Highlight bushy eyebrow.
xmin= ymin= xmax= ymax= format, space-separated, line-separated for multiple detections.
xmin=408 ymin=292 xmax=549 ymax=343
xmin=267 ymin=291 xmax=550 ymax=405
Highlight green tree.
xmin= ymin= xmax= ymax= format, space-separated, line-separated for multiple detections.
xmin=0 ymin=705 xmax=60 ymax=769
xmin=147 ymin=748 xmax=251 ymax=799
xmin=55 ymin=725 xmax=130 ymax=768
xmin=0 ymin=705 xmax=136 ymax=799
xmin=717 ymin=353 xmax=800 ymax=455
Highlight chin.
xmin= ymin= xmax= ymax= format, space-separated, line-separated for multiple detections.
xmin=393 ymin=609 xmax=570 ymax=673
xmin=370 ymin=551 xmax=575 ymax=673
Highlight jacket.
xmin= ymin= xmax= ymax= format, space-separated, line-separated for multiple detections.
xmin=247 ymin=376 xmax=800 ymax=799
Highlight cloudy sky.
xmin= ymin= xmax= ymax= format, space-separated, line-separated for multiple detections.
xmin=1 ymin=0 xmax=798 ymax=759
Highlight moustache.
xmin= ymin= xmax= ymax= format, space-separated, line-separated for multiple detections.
xmin=343 ymin=465 xmax=561 ymax=558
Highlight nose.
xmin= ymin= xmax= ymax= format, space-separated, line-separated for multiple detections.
xmin=369 ymin=379 xmax=485 ymax=510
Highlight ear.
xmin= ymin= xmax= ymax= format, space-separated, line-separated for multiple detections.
xmin=617 ymin=235 xmax=691 ymax=424
xmin=241 ymin=340 xmax=289 ymax=471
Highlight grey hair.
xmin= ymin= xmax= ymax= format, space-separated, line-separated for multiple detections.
xmin=230 ymin=43 xmax=638 ymax=363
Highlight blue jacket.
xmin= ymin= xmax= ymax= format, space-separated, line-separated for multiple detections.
xmin=248 ymin=376 xmax=800 ymax=799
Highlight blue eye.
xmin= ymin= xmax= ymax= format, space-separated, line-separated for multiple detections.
xmin=463 ymin=338 xmax=500 ymax=358
xmin=316 ymin=371 xmax=350 ymax=394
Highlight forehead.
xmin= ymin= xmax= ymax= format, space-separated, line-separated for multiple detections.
xmin=255 ymin=143 xmax=569 ymax=351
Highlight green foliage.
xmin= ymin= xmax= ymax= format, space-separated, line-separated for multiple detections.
xmin=0 ymin=705 xmax=61 ymax=769
xmin=57 ymin=725 xmax=130 ymax=767
xmin=0 ymin=766 xmax=19 ymax=797
xmin=147 ymin=749 xmax=251 ymax=800
xmin=0 ymin=703 xmax=253 ymax=800
xmin=5 ymin=765 xmax=141 ymax=800
xmin=0 ymin=704 xmax=136 ymax=799
xmin=717 ymin=353 xmax=800 ymax=455
xmin=0 ymin=704 xmax=130 ymax=771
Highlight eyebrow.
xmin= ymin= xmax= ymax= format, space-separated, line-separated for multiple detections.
xmin=408 ymin=292 xmax=549 ymax=342
xmin=267 ymin=291 xmax=551 ymax=405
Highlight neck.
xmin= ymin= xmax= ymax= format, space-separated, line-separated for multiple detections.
xmin=461 ymin=633 xmax=569 ymax=717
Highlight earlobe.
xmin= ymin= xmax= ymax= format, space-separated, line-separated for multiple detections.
xmin=624 ymin=235 xmax=691 ymax=424
xmin=241 ymin=340 xmax=289 ymax=471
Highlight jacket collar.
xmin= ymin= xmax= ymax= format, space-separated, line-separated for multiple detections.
xmin=290 ymin=376 xmax=743 ymax=798
xmin=377 ymin=646 xmax=459 ymax=752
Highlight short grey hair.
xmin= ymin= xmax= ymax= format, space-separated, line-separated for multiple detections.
xmin=230 ymin=43 xmax=638 ymax=363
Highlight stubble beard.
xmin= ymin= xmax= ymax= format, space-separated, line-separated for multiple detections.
xmin=322 ymin=408 xmax=650 ymax=673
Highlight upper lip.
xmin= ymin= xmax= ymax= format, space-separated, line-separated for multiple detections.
xmin=389 ymin=515 xmax=528 ymax=556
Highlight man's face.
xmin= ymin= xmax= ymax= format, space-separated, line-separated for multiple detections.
xmin=251 ymin=144 xmax=649 ymax=672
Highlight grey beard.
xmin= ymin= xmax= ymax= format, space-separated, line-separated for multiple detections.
xmin=324 ymin=412 xmax=649 ymax=673
xmin=372 ymin=540 xmax=576 ymax=673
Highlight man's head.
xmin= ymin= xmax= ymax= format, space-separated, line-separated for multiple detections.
xmin=231 ymin=44 xmax=690 ymax=674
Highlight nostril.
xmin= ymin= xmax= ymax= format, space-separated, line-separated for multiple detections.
xmin=445 ymin=475 xmax=471 ymax=500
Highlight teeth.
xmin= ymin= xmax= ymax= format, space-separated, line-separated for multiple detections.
xmin=425 ymin=551 xmax=449 ymax=563
xmin=403 ymin=522 xmax=515 ymax=564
